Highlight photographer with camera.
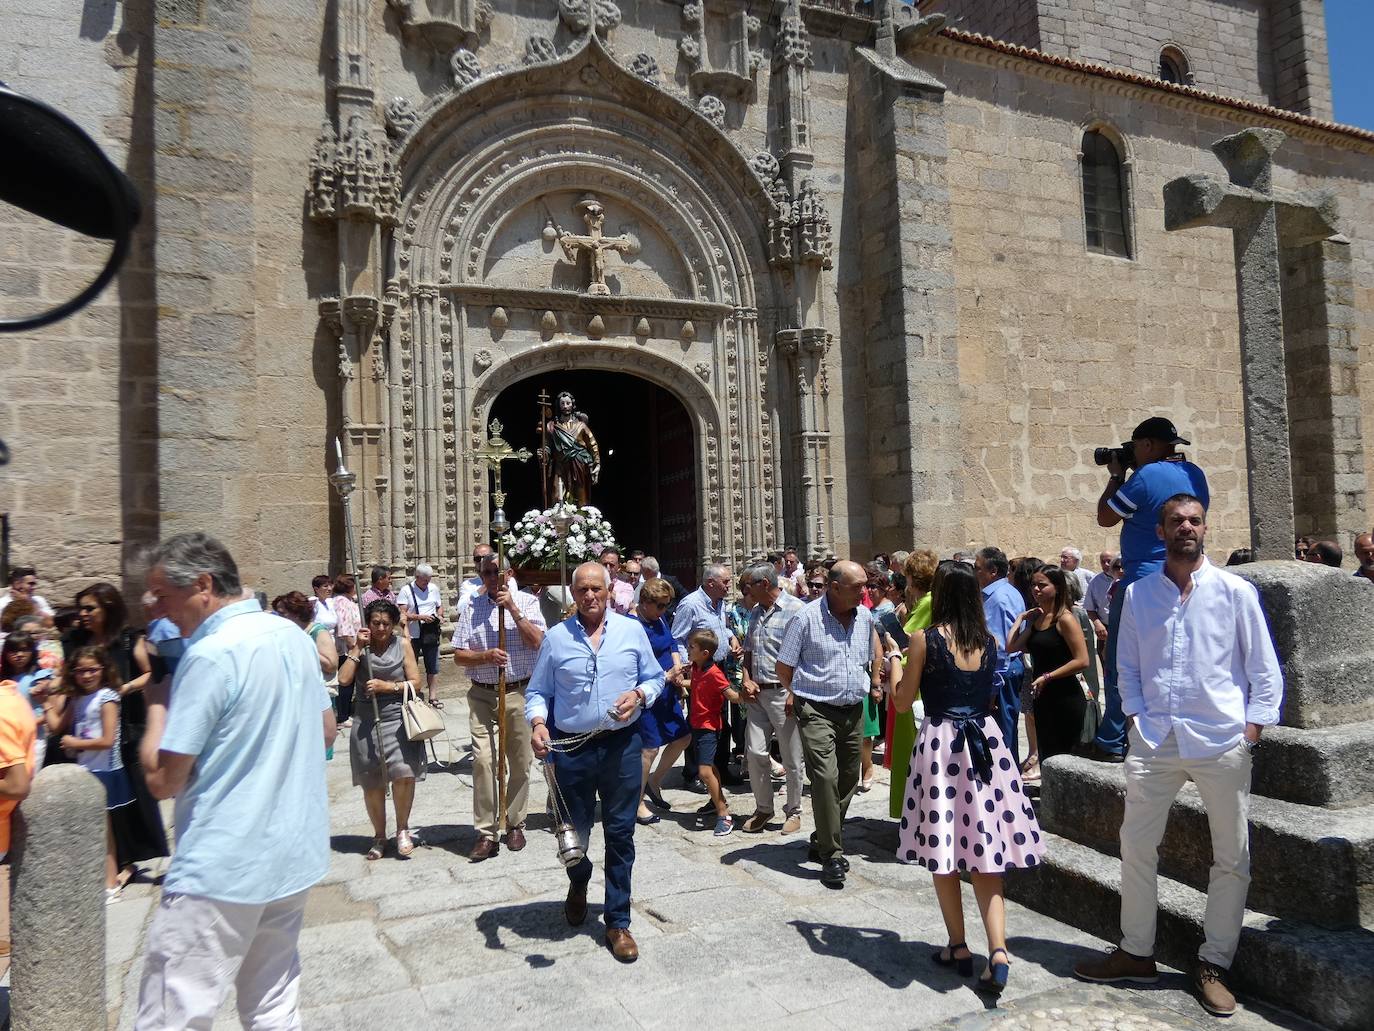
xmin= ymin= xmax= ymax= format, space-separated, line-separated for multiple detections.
xmin=1090 ymin=418 xmax=1209 ymax=762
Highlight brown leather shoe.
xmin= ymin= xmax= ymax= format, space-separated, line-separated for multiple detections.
xmin=469 ymin=836 xmax=499 ymax=862
xmin=1073 ymin=947 xmax=1159 ymax=984
xmin=505 ymin=825 xmax=527 ymax=852
xmin=605 ymin=927 xmax=638 ymax=963
xmin=1194 ymin=960 xmax=1237 ymax=1017
xmin=565 ymin=880 xmax=588 ymax=925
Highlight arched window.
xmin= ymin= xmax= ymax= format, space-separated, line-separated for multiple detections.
xmin=1081 ymin=130 xmax=1132 ymax=259
xmin=1159 ymin=45 xmax=1191 ymax=85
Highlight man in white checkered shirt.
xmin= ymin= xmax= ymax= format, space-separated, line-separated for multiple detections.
xmin=452 ymin=555 xmax=546 ymax=861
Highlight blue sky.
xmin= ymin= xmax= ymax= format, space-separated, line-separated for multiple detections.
xmin=1328 ymin=0 xmax=1373 ymax=129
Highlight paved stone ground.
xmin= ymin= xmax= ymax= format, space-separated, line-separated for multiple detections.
xmin=3 ymin=673 xmax=1325 ymax=1030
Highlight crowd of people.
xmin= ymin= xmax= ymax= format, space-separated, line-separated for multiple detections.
xmin=1 ymin=413 xmax=1360 ymax=1024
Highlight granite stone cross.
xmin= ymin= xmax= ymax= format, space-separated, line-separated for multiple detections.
xmin=558 ymin=193 xmax=633 ymax=296
xmin=1164 ymin=128 xmax=1339 ymax=558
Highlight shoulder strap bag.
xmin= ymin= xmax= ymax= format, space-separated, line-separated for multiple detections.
xmin=401 ymin=680 xmax=445 ymax=741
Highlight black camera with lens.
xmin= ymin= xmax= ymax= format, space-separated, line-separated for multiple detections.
xmin=1093 ymin=441 xmax=1136 ymax=468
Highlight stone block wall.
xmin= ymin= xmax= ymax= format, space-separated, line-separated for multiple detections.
xmin=922 ymin=35 xmax=1374 ymax=559
xmin=0 ymin=2 xmax=153 ymax=603
xmin=921 ymin=0 xmax=1041 ymax=48
xmin=1035 ymin=0 xmax=1273 ymax=105
xmin=1268 ymin=0 xmax=1333 ymax=119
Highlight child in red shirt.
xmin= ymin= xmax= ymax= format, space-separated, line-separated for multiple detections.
xmin=679 ymin=629 xmax=740 ymax=836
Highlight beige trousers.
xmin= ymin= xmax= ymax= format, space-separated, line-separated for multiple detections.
xmin=1119 ymin=725 xmax=1253 ymax=968
xmin=468 ymin=682 xmax=533 ymax=841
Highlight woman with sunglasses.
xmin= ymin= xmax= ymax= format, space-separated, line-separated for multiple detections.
xmin=63 ymin=583 xmax=169 ymax=884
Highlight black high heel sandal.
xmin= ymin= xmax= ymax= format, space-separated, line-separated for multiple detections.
xmin=977 ymin=947 xmax=1010 ymax=995
xmin=931 ymin=942 xmax=973 ymax=977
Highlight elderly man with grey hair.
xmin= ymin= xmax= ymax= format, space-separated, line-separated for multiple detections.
xmin=739 ymin=563 xmax=806 ymax=834
xmin=399 ymin=562 xmax=445 ymax=705
xmin=1060 ymin=546 xmax=1096 ymax=603
xmin=137 ymin=533 xmax=335 ymax=1029
xmin=526 ymin=561 xmax=665 ymax=962
xmin=777 ymin=559 xmax=882 ymax=888
xmin=672 ymin=562 xmax=745 ymax=781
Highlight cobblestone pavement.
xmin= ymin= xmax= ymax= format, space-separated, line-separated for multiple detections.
xmin=71 ymin=674 xmax=1322 ymax=1029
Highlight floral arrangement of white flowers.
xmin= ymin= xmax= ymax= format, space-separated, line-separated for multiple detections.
xmin=501 ymin=504 xmax=619 ymax=570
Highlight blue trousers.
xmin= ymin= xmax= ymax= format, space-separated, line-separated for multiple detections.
xmin=994 ymin=658 xmax=1025 ymax=766
xmin=1093 ymin=586 xmax=1128 ymax=755
xmin=552 ymin=722 xmax=642 ymax=929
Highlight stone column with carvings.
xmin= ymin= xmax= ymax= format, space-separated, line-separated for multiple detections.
xmin=308 ymin=0 xmax=400 ymax=571
xmin=769 ymin=0 xmax=835 ymax=558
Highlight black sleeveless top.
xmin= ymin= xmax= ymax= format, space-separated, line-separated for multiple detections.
xmin=921 ymin=628 xmax=1000 ymax=783
xmin=921 ymin=628 xmax=998 ymax=717
xmin=1026 ymin=618 xmax=1073 ymax=682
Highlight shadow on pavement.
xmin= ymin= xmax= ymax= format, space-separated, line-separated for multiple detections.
xmin=474 ymin=898 xmax=606 ymax=966
xmin=788 ymin=918 xmax=963 ymax=992
xmin=719 ymin=837 xmax=821 ymax=881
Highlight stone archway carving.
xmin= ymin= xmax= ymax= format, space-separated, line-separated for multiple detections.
xmin=385 ymin=32 xmax=787 ymax=579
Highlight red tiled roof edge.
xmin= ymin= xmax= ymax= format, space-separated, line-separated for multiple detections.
xmin=935 ymin=27 xmax=1374 ymax=148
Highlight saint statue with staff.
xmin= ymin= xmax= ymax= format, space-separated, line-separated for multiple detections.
xmin=538 ymin=390 xmax=601 ymax=508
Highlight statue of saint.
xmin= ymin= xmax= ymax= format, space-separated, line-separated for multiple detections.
xmin=538 ymin=391 xmax=601 ymax=507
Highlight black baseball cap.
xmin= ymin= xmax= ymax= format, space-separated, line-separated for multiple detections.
xmin=1131 ymin=417 xmax=1190 ymax=446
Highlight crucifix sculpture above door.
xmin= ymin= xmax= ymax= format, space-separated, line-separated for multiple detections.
xmin=557 ymin=192 xmax=633 ymax=296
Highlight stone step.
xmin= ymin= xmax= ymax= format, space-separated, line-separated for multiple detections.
xmin=1003 ymin=831 xmax=1374 ymax=1031
xmin=1253 ymin=719 xmax=1374 ymax=808
xmin=1036 ymin=754 xmax=1374 ymax=931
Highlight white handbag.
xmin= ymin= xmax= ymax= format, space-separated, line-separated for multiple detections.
xmin=401 ymin=682 xmax=445 ymax=741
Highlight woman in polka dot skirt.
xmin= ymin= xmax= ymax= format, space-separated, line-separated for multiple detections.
xmin=893 ymin=562 xmax=1046 ymax=995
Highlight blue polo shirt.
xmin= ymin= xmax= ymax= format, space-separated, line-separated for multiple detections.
xmin=1107 ymin=457 xmax=1210 ymax=584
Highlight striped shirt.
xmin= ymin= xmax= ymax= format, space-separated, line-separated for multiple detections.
xmin=776 ymin=595 xmax=876 ymax=705
xmin=746 ymin=591 xmax=804 ymax=684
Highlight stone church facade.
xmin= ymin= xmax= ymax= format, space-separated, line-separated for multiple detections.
xmin=1 ymin=0 xmax=1371 ymax=596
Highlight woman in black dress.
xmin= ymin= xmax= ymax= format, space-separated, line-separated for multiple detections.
xmin=65 ymin=583 xmax=170 ymax=888
xmin=1008 ymin=566 xmax=1090 ymax=763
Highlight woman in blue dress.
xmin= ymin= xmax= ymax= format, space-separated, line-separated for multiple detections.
xmin=634 ymin=577 xmax=689 ymax=825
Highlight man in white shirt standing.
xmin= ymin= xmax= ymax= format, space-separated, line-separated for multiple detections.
xmin=1085 ymin=550 xmax=1116 ymax=656
xmin=399 ymin=564 xmax=444 ymax=705
xmin=1074 ymin=494 xmax=1283 ymax=1018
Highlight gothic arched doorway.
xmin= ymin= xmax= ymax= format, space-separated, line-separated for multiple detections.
xmin=489 ymin=371 xmax=699 ymax=587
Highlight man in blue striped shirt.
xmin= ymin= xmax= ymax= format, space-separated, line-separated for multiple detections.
xmin=776 ymin=560 xmax=882 ymax=888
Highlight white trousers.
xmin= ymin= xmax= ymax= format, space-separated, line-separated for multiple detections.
xmin=1119 ymin=726 xmax=1252 ymax=968
xmin=135 ymin=888 xmax=310 ymax=1030
xmin=745 ymin=686 xmax=804 ymax=816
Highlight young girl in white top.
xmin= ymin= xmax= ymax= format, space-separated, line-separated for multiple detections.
xmin=45 ymin=645 xmax=134 ymax=901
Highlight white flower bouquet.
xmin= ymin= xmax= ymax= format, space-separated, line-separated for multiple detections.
xmin=502 ymin=504 xmax=618 ymax=570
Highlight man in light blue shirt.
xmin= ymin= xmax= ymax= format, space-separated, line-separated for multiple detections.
xmin=527 ymin=561 xmax=664 ymax=963
xmin=974 ymin=547 xmax=1028 ymax=763
xmin=137 ymin=533 xmax=335 ymax=1030
xmin=670 ymin=563 xmax=741 ymax=663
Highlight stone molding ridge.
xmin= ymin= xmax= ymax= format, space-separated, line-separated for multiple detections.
xmin=933 ymin=28 xmax=1374 ymax=150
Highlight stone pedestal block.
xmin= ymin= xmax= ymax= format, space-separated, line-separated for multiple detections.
xmin=1233 ymin=561 xmax=1374 ymax=727
xmin=10 ymin=765 xmax=108 ymax=1031
xmin=1038 ymin=755 xmax=1374 ymax=930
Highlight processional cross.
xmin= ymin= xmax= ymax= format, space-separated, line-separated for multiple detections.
xmin=1164 ymin=127 xmax=1339 ymax=559
xmin=558 ymin=192 xmax=632 ymax=296
xmin=471 ymin=419 xmax=533 ymax=519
